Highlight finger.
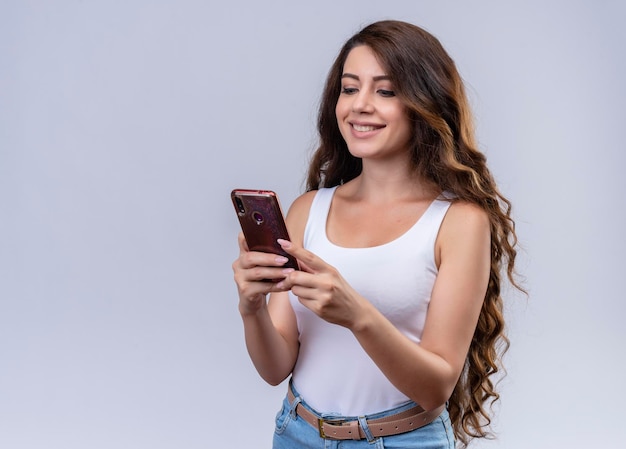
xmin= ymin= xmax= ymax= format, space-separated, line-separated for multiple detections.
xmin=275 ymin=268 xmax=318 ymax=292
xmin=277 ymin=239 xmax=326 ymax=272
xmin=239 ymin=251 xmax=293 ymax=270
xmin=237 ymin=232 xmax=250 ymax=253
xmin=235 ymin=264 xmax=295 ymax=289
xmin=254 ymin=269 xmax=295 ymax=286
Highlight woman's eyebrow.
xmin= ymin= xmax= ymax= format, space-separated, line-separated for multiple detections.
xmin=341 ymin=73 xmax=391 ymax=81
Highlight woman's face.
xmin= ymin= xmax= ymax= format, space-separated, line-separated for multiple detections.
xmin=335 ymin=45 xmax=412 ymax=162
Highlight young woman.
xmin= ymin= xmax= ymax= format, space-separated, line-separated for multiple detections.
xmin=232 ymin=20 xmax=522 ymax=448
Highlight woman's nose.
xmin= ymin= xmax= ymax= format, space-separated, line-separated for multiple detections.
xmin=352 ymin=90 xmax=374 ymax=113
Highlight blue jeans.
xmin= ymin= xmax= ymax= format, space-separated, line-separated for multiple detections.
xmin=273 ymin=384 xmax=455 ymax=449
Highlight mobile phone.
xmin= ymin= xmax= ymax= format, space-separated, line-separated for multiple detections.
xmin=231 ymin=189 xmax=299 ymax=272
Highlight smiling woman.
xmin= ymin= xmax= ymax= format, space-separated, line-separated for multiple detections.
xmin=231 ymin=19 xmax=524 ymax=449
xmin=335 ymin=46 xmax=413 ymax=163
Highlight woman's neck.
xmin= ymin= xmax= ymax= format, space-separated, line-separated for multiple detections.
xmin=340 ymin=170 xmax=440 ymax=205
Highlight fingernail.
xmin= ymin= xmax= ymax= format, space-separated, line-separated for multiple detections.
xmin=275 ymin=256 xmax=288 ymax=263
xmin=282 ymin=268 xmax=295 ymax=274
xmin=275 ymin=281 xmax=284 ymax=289
xmin=277 ymin=239 xmax=292 ymax=248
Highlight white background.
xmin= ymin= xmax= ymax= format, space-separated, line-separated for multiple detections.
xmin=1 ymin=1 xmax=624 ymax=448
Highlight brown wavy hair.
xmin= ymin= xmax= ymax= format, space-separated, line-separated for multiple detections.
xmin=306 ymin=20 xmax=524 ymax=447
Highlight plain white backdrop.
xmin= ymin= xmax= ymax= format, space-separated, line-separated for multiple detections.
xmin=1 ymin=1 xmax=624 ymax=448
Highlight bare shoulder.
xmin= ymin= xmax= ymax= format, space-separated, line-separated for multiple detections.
xmin=436 ymin=200 xmax=490 ymax=264
xmin=284 ymin=190 xmax=318 ymax=245
xmin=286 ymin=190 xmax=317 ymax=217
xmin=443 ymin=200 xmax=490 ymax=232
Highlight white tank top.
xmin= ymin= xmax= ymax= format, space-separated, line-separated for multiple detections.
xmin=288 ymin=186 xmax=452 ymax=416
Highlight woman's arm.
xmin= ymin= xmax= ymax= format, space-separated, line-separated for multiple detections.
xmin=238 ymin=290 xmax=299 ymax=386
xmin=232 ymin=192 xmax=315 ymax=385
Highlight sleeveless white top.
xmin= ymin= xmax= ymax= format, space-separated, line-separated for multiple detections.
xmin=288 ymin=186 xmax=452 ymax=416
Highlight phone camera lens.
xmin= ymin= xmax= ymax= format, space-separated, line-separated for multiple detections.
xmin=235 ymin=197 xmax=245 ymax=214
xmin=252 ymin=211 xmax=264 ymax=224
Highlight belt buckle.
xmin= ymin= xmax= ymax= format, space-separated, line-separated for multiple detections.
xmin=317 ymin=417 xmax=345 ymax=439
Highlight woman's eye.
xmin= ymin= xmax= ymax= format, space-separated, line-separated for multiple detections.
xmin=378 ymin=89 xmax=396 ymax=97
xmin=341 ymin=87 xmax=358 ymax=95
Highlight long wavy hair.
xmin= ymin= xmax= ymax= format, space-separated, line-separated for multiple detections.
xmin=306 ymin=20 xmax=524 ymax=447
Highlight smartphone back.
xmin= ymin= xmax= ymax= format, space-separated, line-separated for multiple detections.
xmin=231 ymin=189 xmax=299 ymax=270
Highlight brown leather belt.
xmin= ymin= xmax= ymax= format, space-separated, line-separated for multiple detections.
xmin=287 ymin=384 xmax=445 ymax=440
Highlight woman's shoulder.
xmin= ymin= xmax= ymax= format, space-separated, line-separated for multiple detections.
xmin=443 ymin=200 xmax=490 ymax=232
xmin=435 ymin=200 xmax=490 ymax=267
xmin=288 ymin=190 xmax=319 ymax=215
xmin=439 ymin=200 xmax=490 ymax=248
xmin=284 ymin=190 xmax=319 ymax=245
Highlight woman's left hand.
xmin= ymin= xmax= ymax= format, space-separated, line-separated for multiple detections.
xmin=275 ymin=239 xmax=370 ymax=329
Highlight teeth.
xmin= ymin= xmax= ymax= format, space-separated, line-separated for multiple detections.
xmin=352 ymin=124 xmax=378 ymax=132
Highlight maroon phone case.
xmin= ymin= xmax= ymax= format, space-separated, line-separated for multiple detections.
xmin=231 ymin=189 xmax=299 ymax=272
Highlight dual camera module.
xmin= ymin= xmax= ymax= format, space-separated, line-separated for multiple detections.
xmin=234 ymin=196 xmax=264 ymax=224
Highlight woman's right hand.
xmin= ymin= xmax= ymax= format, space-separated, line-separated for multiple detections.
xmin=232 ymin=232 xmax=295 ymax=316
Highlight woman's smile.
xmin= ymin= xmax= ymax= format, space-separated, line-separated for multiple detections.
xmin=336 ymin=45 xmax=412 ymax=161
